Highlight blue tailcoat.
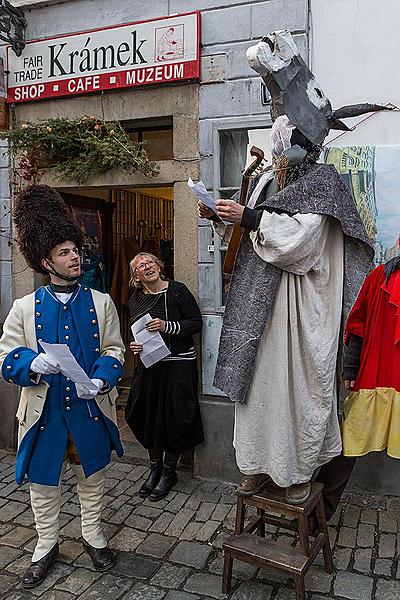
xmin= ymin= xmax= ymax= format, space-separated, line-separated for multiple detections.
xmin=1 ymin=285 xmax=124 ymax=485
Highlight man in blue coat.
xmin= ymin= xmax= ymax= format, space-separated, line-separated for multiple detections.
xmin=0 ymin=185 xmax=125 ymax=588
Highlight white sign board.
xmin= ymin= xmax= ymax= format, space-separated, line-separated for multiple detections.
xmin=7 ymin=11 xmax=200 ymax=103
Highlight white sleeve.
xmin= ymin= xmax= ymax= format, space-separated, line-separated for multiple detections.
xmin=249 ymin=211 xmax=328 ymax=275
xmin=212 ymin=221 xmax=234 ymax=245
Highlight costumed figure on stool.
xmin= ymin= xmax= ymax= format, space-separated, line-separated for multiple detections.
xmin=0 ymin=185 xmax=125 ymax=588
xmin=198 ymin=30 xmax=390 ymax=511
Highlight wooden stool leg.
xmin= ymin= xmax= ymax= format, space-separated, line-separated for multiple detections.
xmin=222 ymin=551 xmax=233 ymax=594
xmin=297 ymin=514 xmax=310 ymax=557
xmin=316 ymin=495 xmax=333 ymax=574
xmin=256 ymin=507 xmax=265 ymax=537
xmin=294 ymin=574 xmax=306 ymax=600
xmin=235 ymin=495 xmax=246 ymax=534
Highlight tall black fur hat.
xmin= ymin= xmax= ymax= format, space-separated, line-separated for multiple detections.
xmin=13 ymin=184 xmax=84 ymax=274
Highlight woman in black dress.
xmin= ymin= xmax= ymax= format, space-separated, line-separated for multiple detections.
xmin=125 ymin=252 xmax=204 ymax=501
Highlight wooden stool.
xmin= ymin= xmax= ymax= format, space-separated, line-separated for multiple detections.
xmin=222 ymin=482 xmax=332 ymax=600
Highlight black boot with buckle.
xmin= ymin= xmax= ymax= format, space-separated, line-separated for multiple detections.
xmin=139 ymin=449 xmax=163 ymax=498
xmin=149 ymin=452 xmax=179 ymax=502
xmin=22 ymin=542 xmax=59 ymax=589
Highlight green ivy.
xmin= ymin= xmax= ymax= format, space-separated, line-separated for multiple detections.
xmin=1 ymin=115 xmax=159 ymax=184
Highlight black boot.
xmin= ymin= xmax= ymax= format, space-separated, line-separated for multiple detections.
xmin=82 ymin=539 xmax=115 ymax=571
xmin=22 ymin=543 xmax=59 ymax=589
xmin=139 ymin=449 xmax=163 ymax=498
xmin=149 ymin=452 xmax=179 ymax=502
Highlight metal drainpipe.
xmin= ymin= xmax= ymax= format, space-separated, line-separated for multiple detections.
xmin=307 ymin=0 xmax=313 ymax=70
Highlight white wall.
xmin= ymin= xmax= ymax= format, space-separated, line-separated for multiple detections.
xmin=311 ymin=0 xmax=400 ymax=146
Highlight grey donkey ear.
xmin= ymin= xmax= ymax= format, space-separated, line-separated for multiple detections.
xmin=329 ymin=118 xmax=352 ymax=132
xmin=332 ymin=103 xmax=392 ymax=120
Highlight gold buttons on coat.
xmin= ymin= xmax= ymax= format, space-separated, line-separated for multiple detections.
xmin=113 ymin=364 xmax=118 ymax=369
xmin=9 ymin=378 xmax=13 ymax=383
xmin=35 ymin=299 xmax=41 ymax=305
xmin=95 ymin=348 xmax=100 ymax=353
xmin=35 ymin=312 xmax=41 ymax=318
xmin=40 ymin=426 xmax=45 ymax=431
xmin=6 ymin=365 xmax=11 ymax=370
xmin=66 ymin=406 xmax=71 ymax=411
xmin=37 ymin=324 xmax=42 ymax=330
xmin=89 ymin=308 xmax=95 ymax=314
xmin=94 ymin=417 xmax=99 ymax=422
xmin=63 ymin=306 xmax=68 ymax=311
xmin=65 ymin=335 xmax=70 ymax=341
xmin=66 ymin=387 xmax=71 ymax=392
xmin=65 ymin=396 xmax=71 ymax=401
xmin=93 ymin=333 xmax=99 ymax=338
xmin=64 ymin=325 xmax=70 ymax=330
xmin=13 ymin=353 xmax=19 ymax=359
xmin=91 ymin=319 xmax=97 ymax=325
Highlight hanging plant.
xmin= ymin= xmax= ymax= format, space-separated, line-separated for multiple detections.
xmin=0 ymin=115 xmax=159 ymax=185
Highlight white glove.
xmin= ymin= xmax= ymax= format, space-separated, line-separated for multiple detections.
xmin=75 ymin=378 xmax=104 ymax=400
xmin=30 ymin=353 xmax=60 ymax=375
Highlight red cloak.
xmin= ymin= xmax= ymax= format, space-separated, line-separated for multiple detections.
xmin=344 ymin=265 xmax=400 ymax=393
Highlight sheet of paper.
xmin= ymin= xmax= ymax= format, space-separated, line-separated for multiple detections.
xmin=188 ymin=178 xmax=232 ymax=224
xmin=131 ymin=313 xmax=171 ymax=368
xmin=40 ymin=341 xmax=98 ymax=394
xmin=188 ymin=178 xmax=218 ymax=212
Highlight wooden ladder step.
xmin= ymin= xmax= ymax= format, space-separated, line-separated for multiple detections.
xmin=224 ymin=533 xmax=309 ymax=574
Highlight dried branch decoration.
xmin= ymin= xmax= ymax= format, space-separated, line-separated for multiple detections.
xmin=0 ymin=115 xmax=159 ymax=184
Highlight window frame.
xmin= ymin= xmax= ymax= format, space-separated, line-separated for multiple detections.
xmin=211 ymin=115 xmax=272 ymax=311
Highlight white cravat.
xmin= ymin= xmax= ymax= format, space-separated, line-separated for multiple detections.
xmin=54 ymin=291 xmax=73 ymax=305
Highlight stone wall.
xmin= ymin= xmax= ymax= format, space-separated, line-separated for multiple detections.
xmin=195 ymin=0 xmax=309 ymax=481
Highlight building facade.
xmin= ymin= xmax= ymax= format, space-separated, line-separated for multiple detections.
xmin=0 ymin=0 xmax=309 ymax=481
xmin=1 ymin=0 xmax=400 ymax=494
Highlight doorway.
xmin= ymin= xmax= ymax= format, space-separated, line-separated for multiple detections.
xmin=61 ymin=185 xmax=174 ymax=391
xmin=110 ymin=186 xmax=174 ymax=389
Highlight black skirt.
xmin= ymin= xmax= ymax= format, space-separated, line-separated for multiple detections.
xmin=125 ymin=359 xmax=204 ymax=455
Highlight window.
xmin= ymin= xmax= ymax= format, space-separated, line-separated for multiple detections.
xmin=212 ymin=117 xmax=272 ymax=308
xmin=123 ymin=117 xmax=173 ymax=161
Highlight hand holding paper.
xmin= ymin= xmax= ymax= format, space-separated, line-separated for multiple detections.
xmin=131 ymin=313 xmax=170 ymax=368
xmin=30 ymin=353 xmax=60 ymax=375
xmin=40 ymin=342 xmax=99 ymax=395
xmin=188 ymin=178 xmax=232 ymax=224
xmin=188 ymin=178 xmax=218 ymax=213
xmin=76 ymin=378 xmax=103 ymax=400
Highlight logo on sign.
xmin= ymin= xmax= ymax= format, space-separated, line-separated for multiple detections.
xmin=155 ymin=25 xmax=184 ymax=62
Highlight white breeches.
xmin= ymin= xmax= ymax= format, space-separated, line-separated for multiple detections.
xmin=30 ymin=463 xmax=107 ymax=562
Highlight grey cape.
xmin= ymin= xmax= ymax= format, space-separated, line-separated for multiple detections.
xmin=213 ymin=163 xmax=374 ymax=404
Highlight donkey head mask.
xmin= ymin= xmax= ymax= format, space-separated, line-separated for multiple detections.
xmin=247 ymin=30 xmax=390 ymax=146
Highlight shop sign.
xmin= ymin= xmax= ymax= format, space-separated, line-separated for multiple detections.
xmin=6 ymin=11 xmax=200 ymax=103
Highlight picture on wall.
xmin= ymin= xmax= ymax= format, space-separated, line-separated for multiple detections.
xmin=324 ymin=145 xmax=400 ymax=265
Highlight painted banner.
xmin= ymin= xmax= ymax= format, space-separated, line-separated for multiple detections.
xmin=324 ymin=145 xmax=400 ymax=265
xmin=7 ymin=11 xmax=200 ymax=103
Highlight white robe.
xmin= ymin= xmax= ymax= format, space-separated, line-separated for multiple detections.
xmin=217 ymin=210 xmax=343 ymax=487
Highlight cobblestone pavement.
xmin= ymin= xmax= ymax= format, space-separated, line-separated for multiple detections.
xmin=0 ymin=446 xmax=400 ymax=600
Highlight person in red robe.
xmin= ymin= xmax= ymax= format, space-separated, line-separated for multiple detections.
xmin=342 ymin=251 xmax=400 ymax=457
